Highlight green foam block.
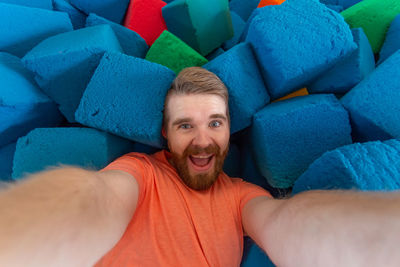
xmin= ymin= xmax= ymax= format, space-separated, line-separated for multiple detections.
xmin=145 ymin=30 xmax=208 ymax=74
xmin=341 ymin=0 xmax=400 ymax=53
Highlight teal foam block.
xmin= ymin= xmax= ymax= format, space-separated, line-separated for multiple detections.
xmin=378 ymin=15 xmax=400 ymax=65
xmin=241 ymin=237 xmax=275 ymax=267
xmin=222 ymin=11 xmax=246 ymax=50
xmin=53 ymin=0 xmax=87 ymax=29
xmin=12 ymin=127 xmax=135 ymax=179
xmin=341 ymin=50 xmax=400 ymax=142
xmin=86 ymin=13 xmax=148 ymax=58
xmin=204 ymin=43 xmax=270 ymax=133
xmin=0 ymin=52 xmax=63 ymax=147
xmin=246 ymin=0 xmax=357 ymax=100
xmin=0 ymin=3 xmax=73 ymax=58
xmin=22 ymin=25 xmax=123 ymax=122
xmin=292 ymin=139 xmax=400 ymax=194
xmin=229 ymin=0 xmax=260 ymax=22
xmin=69 ymin=0 xmax=130 ymax=24
xmin=0 ymin=142 xmax=17 ymax=181
xmin=75 ymin=52 xmax=176 ymax=148
xmin=0 ymin=0 xmax=52 ymax=9
xmin=162 ymin=0 xmax=234 ymax=56
xmin=251 ymin=94 xmax=352 ymax=188
xmin=308 ymin=28 xmax=375 ymax=94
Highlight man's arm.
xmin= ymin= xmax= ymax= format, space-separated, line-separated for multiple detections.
xmin=242 ymin=190 xmax=400 ymax=267
xmin=0 ymin=167 xmax=138 ymax=267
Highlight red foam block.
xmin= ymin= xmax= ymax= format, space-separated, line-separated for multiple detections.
xmin=124 ymin=0 xmax=167 ymax=46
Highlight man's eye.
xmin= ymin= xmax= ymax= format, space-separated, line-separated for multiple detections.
xmin=209 ymin=121 xmax=221 ymax=128
xmin=179 ymin=124 xmax=191 ymax=129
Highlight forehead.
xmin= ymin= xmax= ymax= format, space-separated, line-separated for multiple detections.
xmin=166 ymin=94 xmax=227 ymax=122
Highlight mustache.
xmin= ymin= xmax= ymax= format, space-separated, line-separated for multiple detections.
xmin=184 ymin=144 xmax=220 ymax=156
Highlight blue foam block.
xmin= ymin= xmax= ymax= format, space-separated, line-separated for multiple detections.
xmin=222 ymin=143 xmax=241 ymax=178
xmin=75 ymin=52 xmax=176 ymax=148
xmin=0 ymin=52 xmax=63 ymax=147
xmin=12 ymin=127 xmax=134 ymax=179
xmin=229 ymin=0 xmax=260 ymax=22
xmin=206 ymin=48 xmax=225 ymax=61
xmin=222 ymin=12 xmax=246 ymax=50
xmin=0 ymin=142 xmax=17 ymax=181
xmin=241 ymin=237 xmax=275 ymax=267
xmin=308 ymin=28 xmax=375 ymax=94
xmin=0 ymin=0 xmax=52 ymax=9
xmin=320 ymin=0 xmax=361 ymax=9
xmin=341 ymin=50 xmax=400 ymax=142
xmin=325 ymin=4 xmax=344 ymax=12
xmin=246 ymin=0 xmax=357 ymax=100
xmin=69 ymin=0 xmax=130 ymax=24
xmin=204 ymin=43 xmax=270 ymax=133
xmin=251 ymin=94 xmax=352 ymax=188
xmin=0 ymin=3 xmax=73 ymax=58
xmin=53 ymin=0 xmax=87 ymax=29
xmin=22 ymin=25 xmax=123 ymax=122
xmin=378 ymin=15 xmax=400 ymax=65
xmin=86 ymin=13 xmax=148 ymax=58
xmin=292 ymin=139 xmax=400 ymax=194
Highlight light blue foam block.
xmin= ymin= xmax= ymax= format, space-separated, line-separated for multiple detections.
xmin=86 ymin=13 xmax=148 ymax=58
xmin=341 ymin=50 xmax=400 ymax=142
xmin=69 ymin=0 xmax=130 ymax=24
xmin=222 ymin=11 xmax=246 ymax=51
xmin=378 ymin=15 xmax=400 ymax=65
xmin=12 ymin=127 xmax=135 ymax=179
xmin=308 ymin=28 xmax=375 ymax=94
xmin=75 ymin=52 xmax=176 ymax=148
xmin=251 ymin=94 xmax=352 ymax=188
xmin=204 ymin=43 xmax=270 ymax=133
xmin=246 ymin=0 xmax=357 ymax=100
xmin=0 ymin=2 xmax=73 ymax=58
xmin=0 ymin=0 xmax=52 ymax=9
xmin=0 ymin=142 xmax=17 ymax=181
xmin=0 ymin=52 xmax=63 ymax=147
xmin=229 ymin=0 xmax=260 ymax=22
xmin=292 ymin=139 xmax=400 ymax=194
xmin=53 ymin=0 xmax=87 ymax=29
xmin=22 ymin=25 xmax=123 ymax=122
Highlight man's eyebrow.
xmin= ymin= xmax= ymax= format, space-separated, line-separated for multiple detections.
xmin=172 ymin=118 xmax=192 ymax=126
xmin=210 ymin=114 xmax=227 ymax=121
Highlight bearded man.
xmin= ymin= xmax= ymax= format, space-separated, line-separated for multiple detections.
xmin=1 ymin=67 xmax=400 ymax=267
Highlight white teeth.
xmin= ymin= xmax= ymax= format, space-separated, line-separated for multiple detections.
xmin=192 ymin=155 xmax=212 ymax=159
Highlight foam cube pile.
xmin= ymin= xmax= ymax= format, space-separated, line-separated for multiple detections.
xmin=1 ymin=0 xmax=400 ymax=266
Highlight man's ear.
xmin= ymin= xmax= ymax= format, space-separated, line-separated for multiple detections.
xmin=161 ymin=127 xmax=167 ymax=139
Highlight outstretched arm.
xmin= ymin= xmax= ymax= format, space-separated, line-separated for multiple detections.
xmin=0 ymin=167 xmax=138 ymax=267
xmin=242 ymin=190 xmax=400 ymax=267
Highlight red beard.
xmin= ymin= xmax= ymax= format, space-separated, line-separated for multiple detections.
xmin=169 ymin=143 xmax=229 ymax=191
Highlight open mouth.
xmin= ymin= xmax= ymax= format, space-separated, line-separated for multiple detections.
xmin=188 ymin=154 xmax=214 ymax=171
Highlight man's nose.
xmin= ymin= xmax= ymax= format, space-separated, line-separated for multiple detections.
xmin=192 ymin=129 xmax=213 ymax=148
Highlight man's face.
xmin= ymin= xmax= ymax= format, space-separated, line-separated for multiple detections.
xmin=163 ymin=94 xmax=230 ymax=191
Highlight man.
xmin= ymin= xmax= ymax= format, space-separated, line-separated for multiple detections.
xmin=1 ymin=67 xmax=400 ymax=267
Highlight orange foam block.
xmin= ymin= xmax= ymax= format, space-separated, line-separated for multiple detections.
xmin=258 ymin=0 xmax=285 ymax=8
xmin=273 ymin=88 xmax=309 ymax=102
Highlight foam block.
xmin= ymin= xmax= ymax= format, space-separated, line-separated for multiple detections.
xmin=206 ymin=48 xmax=225 ymax=61
xmin=325 ymin=4 xmax=343 ymax=13
xmin=86 ymin=13 xmax=148 ymax=58
xmin=75 ymin=52 xmax=176 ymax=148
xmin=204 ymin=43 xmax=270 ymax=133
xmin=53 ymin=0 xmax=87 ymax=29
xmin=0 ymin=0 xmax=52 ymax=9
xmin=320 ymin=0 xmax=361 ymax=9
xmin=22 ymin=25 xmax=123 ymax=122
xmin=0 ymin=142 xmax=17 ymax=181
xmin=341 ymin=0 xmax=400 ymax=53
xmin=229 ymin=0 xmax=260 ymax=22
xmin=124 ymin=0 xmax=167 ymax=46
xmin=341 ymin=50 xmax=400 ymax=142
xmin=222 ymin=11 xmax=246 ymax=50
xmin=162 ymin=0 xmax=233 ymax=56
xmin=251 ymin=94 xmax=352 ymax=188
xmin=246 ymin=0 xmax=357 ymax=100
xmin=222 ymin=143 xmax=241 ymax=178
xmin=12 ymin=127 xmax=134 ymax=179
xmin=145 ymin=31 xmax=207 ymax=74
xmin=69 ymin=0 xmax=129 ymax=24
xmin=308 ymin=28 xmax=375 ymax=94
xmin=292 ymin=139 xmax=400 ymax=194
xmin=378 ymin=15 xmax=400 ymax=65
xmin=241 ymin=237 xmax=275 ymax=267
xmin=258 ymin=0 xmax=285 ymax=8
xmin=273 ymin=88 xmax=309 ymax=103
xmin=0 ymin=53 xmax=63 ymax=147
xmin=0 ymin=3 xmax=73 ymax=57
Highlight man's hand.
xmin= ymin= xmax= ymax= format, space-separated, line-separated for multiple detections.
xmin=242 ymin=190 xmax=400 ymax=267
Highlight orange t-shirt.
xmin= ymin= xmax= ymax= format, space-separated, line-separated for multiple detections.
xmin=95 ymin=150 xmax=271 ymax=267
